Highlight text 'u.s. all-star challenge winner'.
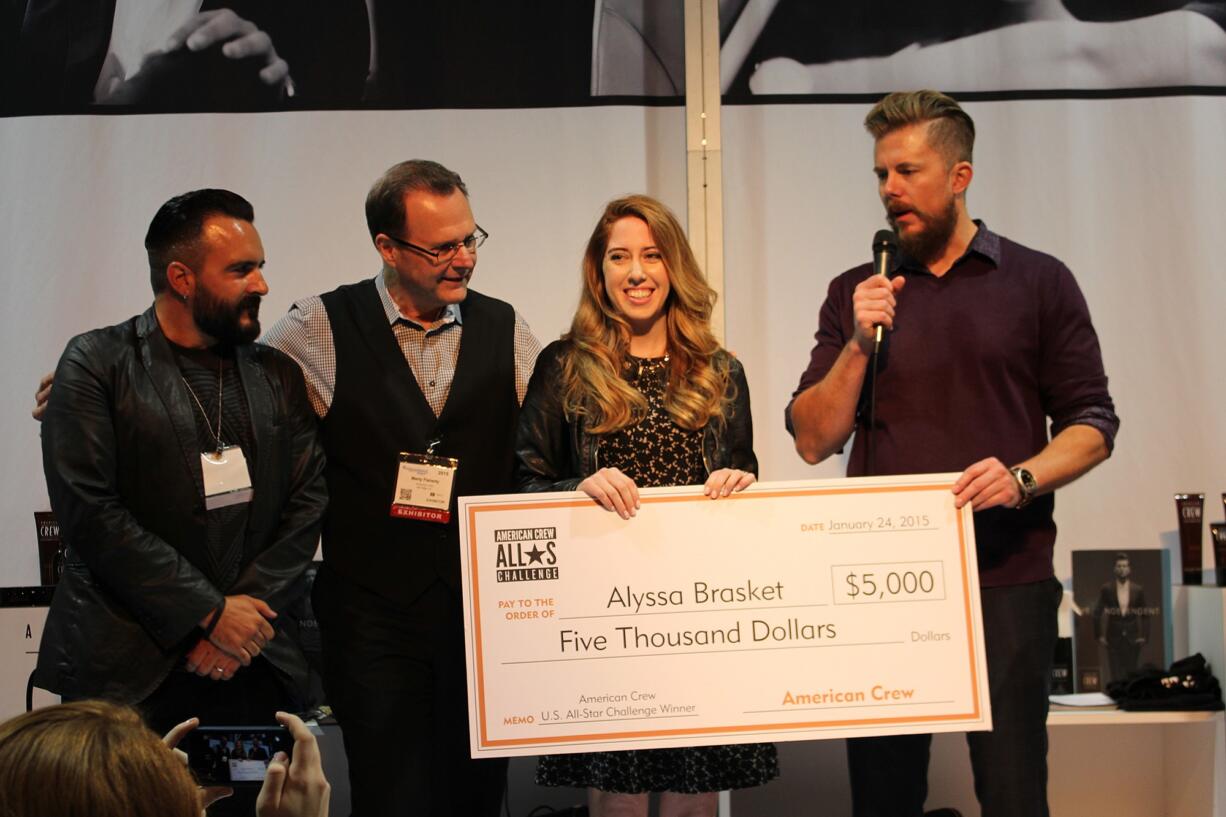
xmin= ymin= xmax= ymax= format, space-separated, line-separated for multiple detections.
xmin=537 ymin=689 xmax=697 ymax=725
xmin=558 ymin=579 xmax=837 ymax=654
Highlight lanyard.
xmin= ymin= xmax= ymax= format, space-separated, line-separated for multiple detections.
xmin=182 ymin=359 xmax=225 ymax=454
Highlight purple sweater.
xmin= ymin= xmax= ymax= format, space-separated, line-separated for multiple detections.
xmin=787 ymin=223 xmax=1119 ymax=587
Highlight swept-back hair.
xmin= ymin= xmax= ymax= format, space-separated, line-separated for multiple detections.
xmin=864 ymin=89 xmax=975 ymax=165
xmin=145 ymin=188 xmax=254 ymax=294
xmin=365 ymin=159 xmax=468 ymax=242
xmin=0 ymin=700 xmax=201 ymax=817
xmin=560 ymin=194 xmax=730 ymax=434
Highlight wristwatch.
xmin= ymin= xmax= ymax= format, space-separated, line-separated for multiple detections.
xmin=1010 ymin=466 xmax=1038 ymax=509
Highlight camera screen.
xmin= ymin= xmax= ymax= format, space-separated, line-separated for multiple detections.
xmin=186 ymin=726 xmax=293 ymax=785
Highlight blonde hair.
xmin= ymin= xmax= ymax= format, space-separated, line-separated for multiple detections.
xmin=0 ymin=701 xmax=201 ymax=817
xmin=561 ymin=195 xmax=730 ymax=434
xmin=864 ymin=89 xmax=975 ymax=165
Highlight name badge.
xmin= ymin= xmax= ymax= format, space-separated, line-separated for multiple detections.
xmin=391 ymin=452 xmax=458 ymax=524
xmin=201 ymin=446 xmax=254 ymax=510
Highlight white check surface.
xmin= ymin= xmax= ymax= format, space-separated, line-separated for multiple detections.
xmin=458 ymin=474 xmax=990 ymax=757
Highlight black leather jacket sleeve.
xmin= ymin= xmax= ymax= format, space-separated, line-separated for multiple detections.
xmin=722 ymin=356 xmax=758 ymax=476
xmin=515 ymin=340 xmax=584 ymax=493
xmin=42 ymin=331 xmax=222 ymax=649
xmin=227 ymin=346 xmax=328 ymax=612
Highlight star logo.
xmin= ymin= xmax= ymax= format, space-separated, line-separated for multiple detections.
xmin=526 ymin=544 xmax=546 ymax=564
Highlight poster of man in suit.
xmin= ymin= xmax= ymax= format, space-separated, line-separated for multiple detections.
xmin=1072 ymin=550 xmax=1168 ymax=691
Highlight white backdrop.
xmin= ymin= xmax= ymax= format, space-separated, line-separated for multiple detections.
xmin=0 ymin=106 xmax=687 ymax=585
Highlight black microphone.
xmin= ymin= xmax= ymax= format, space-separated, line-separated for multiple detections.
xmin=865 ymin=230 xmax=899 ymax=478
xmin=872 ymin=229 xmax=898 ymax=345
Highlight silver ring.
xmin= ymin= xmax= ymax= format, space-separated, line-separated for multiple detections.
xmin=213 ymin=666 xmax=224 ymax=674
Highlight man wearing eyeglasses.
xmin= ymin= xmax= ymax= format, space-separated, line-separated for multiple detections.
xmin=261 ymin=159 xmax=540 ymax=816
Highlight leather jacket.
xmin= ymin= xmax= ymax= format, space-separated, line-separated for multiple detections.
xmin=516 ymin=339 xmax=757 ymax=491
xmin=36 ymin=306 xmax=328 ymax=704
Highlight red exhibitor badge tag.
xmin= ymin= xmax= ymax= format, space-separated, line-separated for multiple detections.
xmin=390 ymin=451 xmax=458 ymax=524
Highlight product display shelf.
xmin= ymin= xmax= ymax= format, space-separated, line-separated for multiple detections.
xmin=1041 ymin=585 xmax=1226 ymax=817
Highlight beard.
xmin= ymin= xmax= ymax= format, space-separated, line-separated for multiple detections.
xmin=888 ymin=196 xmax=959 ymax=266
xmin=193 ymin=287 xmax=261 ymax=346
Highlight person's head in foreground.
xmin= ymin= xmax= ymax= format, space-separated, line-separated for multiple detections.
xmin=0 ymin=700 xmax=200 ymax=817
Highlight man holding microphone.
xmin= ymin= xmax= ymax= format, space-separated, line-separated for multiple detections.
xmin=786 ymin=90 xmax=1119 ymax=817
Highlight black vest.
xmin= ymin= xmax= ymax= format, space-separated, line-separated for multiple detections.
xmin=318 ymin=281 xmax=519 ymax=605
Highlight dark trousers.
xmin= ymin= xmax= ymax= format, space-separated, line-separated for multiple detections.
xmin=313 ymin=566 xmax=508 ymax=817
xmin=1106 ymin=639 xmax=1142 ymax=684
xmin=847 ymin=578 xmax=1063 ymax=817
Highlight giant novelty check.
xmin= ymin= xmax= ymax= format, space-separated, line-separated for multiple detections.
xmin=458 ymin=474 xmax=990 ymax=757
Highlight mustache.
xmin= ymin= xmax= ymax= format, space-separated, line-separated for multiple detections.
xmin=237 ymin=295 xmax=262 ymax=313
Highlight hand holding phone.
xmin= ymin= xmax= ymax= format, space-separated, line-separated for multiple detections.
xmin=256 ymin=712 xmax=331 ymax=817
xmin=161 ymin=716 xmax=233 ymax=808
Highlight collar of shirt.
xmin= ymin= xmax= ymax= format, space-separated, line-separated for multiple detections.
xmin=374 ymin=272 xmax=463 ymax=331
xmin=892 ymin=219 xmax=1002 ymax=277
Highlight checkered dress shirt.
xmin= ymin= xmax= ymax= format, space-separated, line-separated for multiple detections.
xmin=261 ymin=273 xmax=541 ymax=418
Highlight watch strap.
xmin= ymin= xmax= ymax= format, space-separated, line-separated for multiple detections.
xmin=1010 ymin=466 xmax=1037 ymax=509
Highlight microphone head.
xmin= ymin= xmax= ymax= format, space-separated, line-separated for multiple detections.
xmin=872 ymin=229 xmax=898 ymax=255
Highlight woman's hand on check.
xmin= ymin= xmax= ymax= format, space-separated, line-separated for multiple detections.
xmin=703 ymin=468 xmax=756 ymax=499
xmin=579 ymin=467 xmax=640 ymax=519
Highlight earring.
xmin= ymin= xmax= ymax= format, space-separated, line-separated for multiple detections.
xmin=180 ymin=291 xmax=189 ymax=303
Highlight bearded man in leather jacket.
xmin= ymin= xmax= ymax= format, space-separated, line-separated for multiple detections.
xmin=35 ymin=189 xmax=327 ymax=735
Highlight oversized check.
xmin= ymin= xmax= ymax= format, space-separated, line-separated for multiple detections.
xmin=458 ymin=474 xmax=990 ymax=757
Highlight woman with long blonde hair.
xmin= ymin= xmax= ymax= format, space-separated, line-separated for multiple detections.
xmin=516 ymin=195 xmax=777 ymax=817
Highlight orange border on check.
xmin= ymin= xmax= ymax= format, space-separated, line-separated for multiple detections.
xmin=465 ymin=482 xmax=983 ymax=750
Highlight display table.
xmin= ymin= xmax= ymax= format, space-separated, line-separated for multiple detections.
xmin=1048 ymin=708 xmax=1221 ymax=726
xmin=1040 ymin=584 xmax=1226 ymax=817
xmin=1046 ymin=708 xmax=1224 ymax=817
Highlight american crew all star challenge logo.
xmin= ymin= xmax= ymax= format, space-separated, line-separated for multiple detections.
xmin=494 ymin=527 xmax=559 ymax=582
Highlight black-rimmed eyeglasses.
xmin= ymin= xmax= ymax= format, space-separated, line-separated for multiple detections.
xmin=385 ymin=226 xmax=488 ymax=264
